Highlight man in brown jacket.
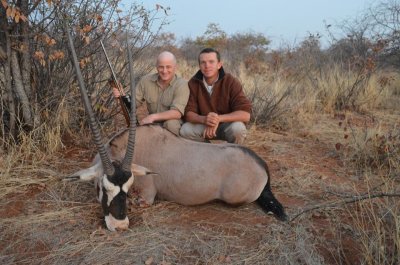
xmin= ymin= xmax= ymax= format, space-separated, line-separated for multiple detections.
xmin=180 ymin=48 xmax=252 ymax=144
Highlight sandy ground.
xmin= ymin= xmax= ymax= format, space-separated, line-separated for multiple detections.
xmin=0 ymin=111 xmax=398 ymax=264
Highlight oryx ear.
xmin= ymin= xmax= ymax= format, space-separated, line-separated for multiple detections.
xmin=131 ymin=164 xmax=156 ymax=176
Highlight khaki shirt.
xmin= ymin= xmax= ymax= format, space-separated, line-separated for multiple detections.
xmin=136 ymin=73 xmax=189 ymax=115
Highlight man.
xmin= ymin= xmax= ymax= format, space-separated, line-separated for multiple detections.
xmin=113 ymin=51 xmax=189 ymax=136
xmin=180 ymin=48 xmax=252 ymax=144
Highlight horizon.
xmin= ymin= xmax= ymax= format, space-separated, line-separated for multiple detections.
xmin=127 ymin=0 xmax=376 ymax=48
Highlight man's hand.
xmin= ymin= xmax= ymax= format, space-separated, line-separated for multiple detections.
xmin=202 ymin=112 xmax=220 ymax=139
xmin=110 ymin=80 xmax=125 ymax=98
xmin=140 ymin=114 xmax=156 ymax=125
xmin=112 ymin=86 xmax=121 ymax=97
xmin=204 ymin=112 xmax=219 ymax=127
xmin=203 ymin=125 xmax=218 ymax=139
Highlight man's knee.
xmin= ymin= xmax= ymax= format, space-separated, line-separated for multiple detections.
xmin=226 ymin=122 xmax=247 ymax=144
xmin=163 ymin=120 xmax=182 ymax=136
xmin=180 ymin=122 xmax=205 ymax=142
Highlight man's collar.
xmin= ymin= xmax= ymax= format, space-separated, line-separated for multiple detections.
xmin=203 ymin=74 xmax=219 ymax=86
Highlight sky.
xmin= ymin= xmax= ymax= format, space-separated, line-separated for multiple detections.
xmin=129 ymin=0 xmax=376 ymax=48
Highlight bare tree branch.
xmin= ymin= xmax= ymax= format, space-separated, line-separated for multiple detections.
xmin=290 ymin=191 xmax=400 ymax=222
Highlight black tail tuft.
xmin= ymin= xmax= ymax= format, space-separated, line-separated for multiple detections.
xmin=256 ymin=183 xmax=287 ymax=221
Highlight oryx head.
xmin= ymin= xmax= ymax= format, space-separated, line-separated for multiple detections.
xmin=95 ymin=161 xmax=134 ymax=231
xmin=67 ymin=30 xmax=137 ymax=231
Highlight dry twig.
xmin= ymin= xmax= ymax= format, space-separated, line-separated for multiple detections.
xmin=290 ymin=191 xmax=400 ymax=222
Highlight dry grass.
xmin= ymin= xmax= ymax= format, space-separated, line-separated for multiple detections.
xmin=1 ymin=63 xmax=399 ymax=264
xmin=346 ymin=180 xmax=400 ymax=265
xmin=1 ymin=112 xmax=399 ymax=264
xmin=332 ymin=112 xmax=400 ymax=176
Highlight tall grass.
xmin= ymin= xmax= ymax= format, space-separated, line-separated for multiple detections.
xmin=237 ymin=61 xmax=400 ymax=264
xmin=333 ymin=117 xmax=400 ymax=176
xmin=290 ymin=65 xmax=392 ymax=114
xmin=0 ymin=96 xmax=77 ymax=200
xmin=232 ymin=62 xmax=398 ymax=130
xmin=345 ymin=175 xmax=400 ymax=265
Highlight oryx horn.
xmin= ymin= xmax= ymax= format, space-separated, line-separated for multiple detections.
xmin=66 ymin=29 xmax=115 ymax=176
xmin=121 ymin=32 xmax=137 ymax=172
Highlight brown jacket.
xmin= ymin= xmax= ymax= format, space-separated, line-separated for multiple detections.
xmin=184 ymin=67 xmax=252 ymax=117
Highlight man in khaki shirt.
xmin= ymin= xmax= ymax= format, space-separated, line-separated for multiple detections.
xmin=113 ymin=51 xmax=189 ymax=136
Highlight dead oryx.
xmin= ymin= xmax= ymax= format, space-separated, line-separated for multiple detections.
xmin=66 ymin=31 xmax=287 ymax=232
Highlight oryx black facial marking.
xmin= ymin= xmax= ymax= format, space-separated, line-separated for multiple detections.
xmin=100 ymin=162 xmax=134 ymax=222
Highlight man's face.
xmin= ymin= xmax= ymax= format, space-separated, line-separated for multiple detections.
xmin=199 ymin=52 xmax=222 ymax=80
xmin=157 ymin=57 xmax=176 ymax=83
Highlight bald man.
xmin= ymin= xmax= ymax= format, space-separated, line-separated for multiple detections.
xmin=113 ymin=51 xmax=189 ymax=136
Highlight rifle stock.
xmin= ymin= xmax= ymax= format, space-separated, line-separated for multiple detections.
xmin=116 ymin=83 xmax=131 ymax=127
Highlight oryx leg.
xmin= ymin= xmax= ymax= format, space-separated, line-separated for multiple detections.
xmin=130 ymin=174 xmax=157 ymax=207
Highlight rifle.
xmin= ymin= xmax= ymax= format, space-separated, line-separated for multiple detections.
xmin=100 ymin=40 xmax=130 ymax=127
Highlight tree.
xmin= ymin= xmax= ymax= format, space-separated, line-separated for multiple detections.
xmin=0 ymin=0 xmax=167 ymax=147
xmin=366 ymin=0 xmax=400 ymax=67
xmin=226 ymin=31 xmax=270 ymax=74
xmin=195 ymin=23 xmax=227 ymax=50
xmin=1 ymin=0 xmax=33 ymax=140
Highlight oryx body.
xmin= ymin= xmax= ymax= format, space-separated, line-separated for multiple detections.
xmin=132 ymin=125 xmax=265 ymax=206
xmin=71 ymin=125 xmax=287 ymax=223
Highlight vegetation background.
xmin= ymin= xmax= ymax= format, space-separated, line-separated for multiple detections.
xmin=0 ymin=0 xmax=399 ymax=264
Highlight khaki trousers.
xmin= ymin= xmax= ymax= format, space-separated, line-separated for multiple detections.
xmin=180 ymin=121 xmax=247 ymax=144
xmin=163 ymin=119 xmax=183 ymax=136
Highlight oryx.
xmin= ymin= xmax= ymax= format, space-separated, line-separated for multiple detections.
xmin=66 ymin=31 xmax=287 ymax=232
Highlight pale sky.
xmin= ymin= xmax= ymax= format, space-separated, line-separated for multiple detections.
xmin=130 ymin=0 xmax=375 ymax=48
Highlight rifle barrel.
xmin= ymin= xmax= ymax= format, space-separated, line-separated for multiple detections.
xmin=100 ymin=40 xmax=121 ymax=91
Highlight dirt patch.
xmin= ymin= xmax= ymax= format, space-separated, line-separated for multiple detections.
xmin=1 ymin=113 xmax=398 ymax=264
